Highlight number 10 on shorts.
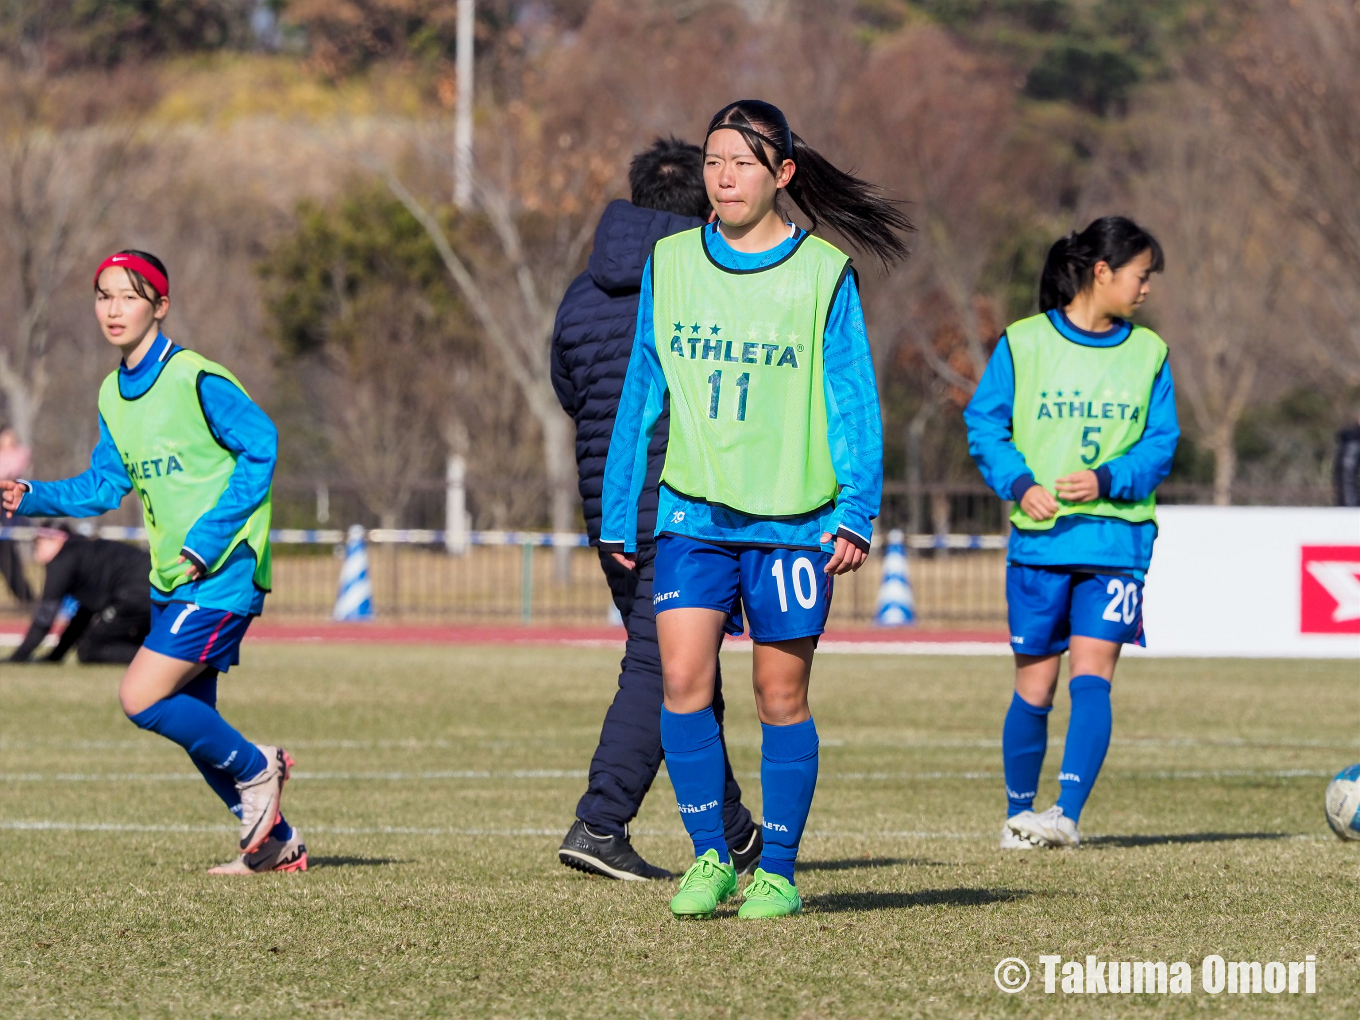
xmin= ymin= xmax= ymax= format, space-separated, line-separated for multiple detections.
xmin=771 ymin=557 xmax=819 ymax=612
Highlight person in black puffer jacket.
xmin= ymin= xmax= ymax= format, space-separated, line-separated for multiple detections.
xmin=551 ymin=137 xmax=760 ymax=881
xmin=9 ymin=525 xmax=151 ymax=665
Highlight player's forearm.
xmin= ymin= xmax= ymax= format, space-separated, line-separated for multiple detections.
xmin=964 ymin=336 xmax=1036 ymax=500
xmin=1099 ymin=362 xmax=1180 ymax=501
xmin=184 ymin=377 xmax=278 ymax=569
xmin=601 ymin=289 xmax=663 ymax=552
xmin=182 ymin=459 xmax=273 ymax=570
xmin=18 ymin=420 xmax=131 ymax=519
xmin=19 ymin=471 xmax=129 ymax=519
xmin=821 ymin=275 xmax=882 ymax=553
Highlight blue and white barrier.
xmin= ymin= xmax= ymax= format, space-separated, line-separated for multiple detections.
xmin=874 ymin=528 xmax=916 ymax=627
xmin=333 ymin=524 xmax=374 ymax=621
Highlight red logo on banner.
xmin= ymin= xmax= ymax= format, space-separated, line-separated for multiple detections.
xmin=1301 ymin=546 xmax=1360 ymax=634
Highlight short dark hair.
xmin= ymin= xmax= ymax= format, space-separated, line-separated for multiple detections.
xmin=628 ymin=137 xmax=709 ymax=219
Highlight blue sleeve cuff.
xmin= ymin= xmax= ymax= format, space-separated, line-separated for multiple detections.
xmin=179 ymin=546 xmax=209 ymax=574
xmin=836 ymin=525 xmax=871 ymax=553
xmin=1094 ymin=464 xmax=1113 ymax=499
xmin=1010 ymin=474 xmax=1037 ymax=503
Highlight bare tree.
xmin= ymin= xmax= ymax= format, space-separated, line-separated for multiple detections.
xmin=365 ymin=131 xmax=606 ymax=564
xmin=1122 ymin=86 xmax=1283 ymax=504
xmin=1215 ymin=0 xmax=1360 ymax=382
xmin=0 ymin=69 xmax=142 ymax=447
xmin=849 ymin=27 xmax=1036 ymax=398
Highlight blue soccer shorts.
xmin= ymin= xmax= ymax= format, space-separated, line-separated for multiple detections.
xmin=1006 ymin=564 xmax=1145 ymax=657
xmin=143 ymin=601 xmax=255 ymax=673
xmin=653 ymin=534 xmax=833 ymax=642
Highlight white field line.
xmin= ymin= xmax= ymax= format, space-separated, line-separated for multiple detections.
xmin=0 ymin=767 xmax=1335 ymax=783
xmin=0 ymin=819 xmax=1330 ymax=843
xmin=2 ymin=736 xmax=1355 ymax=751
xmin=0 ymin=819 xmax=990 ymax=839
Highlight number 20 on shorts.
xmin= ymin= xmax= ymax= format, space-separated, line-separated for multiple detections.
xmin=1102 ymin=577 xmax=1139 ymax=625
xmin=771 ymin=557 xmax=819 ymax=613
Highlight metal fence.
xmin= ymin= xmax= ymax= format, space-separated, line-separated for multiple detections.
xmin=0 ymin=526 xmax=1008 ymax=629
xmin=3 ymin=468 xmax=1334 ymax=630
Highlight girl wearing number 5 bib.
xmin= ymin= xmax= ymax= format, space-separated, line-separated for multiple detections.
xmin=0 ymin=251 xmax=305 ymax=875
xmin=600 ymin=100 xmax=907 ymax=919
xmin=964 ymin=217 xmax=1180 ymax=850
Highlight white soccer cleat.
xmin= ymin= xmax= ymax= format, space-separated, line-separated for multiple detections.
xmin=999 ymin=821 xmax=1042 ymax=850
xmin=209 ymin=827 xmax=308 ymax=875
xmin=236 ymin=745 xmax=293 ymax=854
xmin=1007 ymin=805 xmax=1080 ymax=848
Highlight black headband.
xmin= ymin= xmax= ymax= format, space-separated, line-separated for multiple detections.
xmin=706 ymin=121 xmax=792 ymax=164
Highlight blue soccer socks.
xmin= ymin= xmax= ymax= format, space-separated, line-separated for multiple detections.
xmin=1003 ymin=692 xmax=1052 ymax=817
xmin=757 ymin=717 xmax=819 ymax=884
xmin=128 ymin=686 xmax=268 ymax=784
xmin=175 ymin=672 xmax=291 ymax=839
xmin=661 ymin=706 xmax=729 ymax=862
xmin=1055 ymin=675 xmax=1113 ymax=823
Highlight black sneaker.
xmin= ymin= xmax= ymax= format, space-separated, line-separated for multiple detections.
xmin=558 ymin=820 xmax=673 ymax=881
xmin=730 ymin=826 xmax=763 ymax=876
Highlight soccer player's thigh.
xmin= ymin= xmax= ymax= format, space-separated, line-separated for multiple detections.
xmin=653 ymin=535 xmax=741 ymax=701
xmin=737 ymin=547 xmax=832 ymax=643
xmin=1006 ymin=564 xmax=1074 ymax=658
xmin=1069 ymin=572 xmax=1144 ymax=651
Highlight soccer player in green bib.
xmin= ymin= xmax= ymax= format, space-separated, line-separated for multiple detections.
xmin=601 ymin=100 xmax=907 ymax=919
xmin=964 ymin=217 xmax=1179 ymax=850
xmin=0 ymin=251 xmax=305 ymax=875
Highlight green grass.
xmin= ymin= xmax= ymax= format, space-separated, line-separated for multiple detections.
xmin=1 ymin=645 xmax=1357 ymax=1018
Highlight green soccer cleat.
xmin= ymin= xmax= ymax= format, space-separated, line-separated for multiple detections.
xmin=669 ymin=849 xmax=737 ymax=920
xmin=737 ymin=868 xmax=802 ymax=919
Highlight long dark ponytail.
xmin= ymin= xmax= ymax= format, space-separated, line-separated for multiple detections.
xmin=1039 ymin=216 xmax=1164 ymax=312
xmin=704 ymin=100 xmax=911 ymax=269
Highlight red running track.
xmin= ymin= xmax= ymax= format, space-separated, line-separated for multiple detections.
xmin=0 ymin=620 xmax=1006 ymax=646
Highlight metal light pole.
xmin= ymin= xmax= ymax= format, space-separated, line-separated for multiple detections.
xmin=454 ymin=0 xmax=474 ymax=208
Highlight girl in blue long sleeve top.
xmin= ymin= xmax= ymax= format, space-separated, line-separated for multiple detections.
xmin=601 ymin=100 xmax=908 ymax=919
xmin=964 ymin=217 xmax=1179 ymax=850
xmin=0 ymin=251 xmax=306 ymax=875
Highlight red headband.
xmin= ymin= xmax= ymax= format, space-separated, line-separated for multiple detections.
xmin=94 ymin=253 xmax=168 ymax=298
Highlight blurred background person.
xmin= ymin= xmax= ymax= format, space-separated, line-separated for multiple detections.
xmin=1333 ymin=413 xmax=1360 ymax=507
xmin=551 ymin=136 xmax=760 ymax=881
xmin=0 ymin=425 xmax=34 ymax=604
xmin=8 ymin=524 xmax=151 ymax=665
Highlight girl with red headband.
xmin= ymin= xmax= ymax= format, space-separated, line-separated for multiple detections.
xmin=0 ymin=249 xmax=306 ymax=875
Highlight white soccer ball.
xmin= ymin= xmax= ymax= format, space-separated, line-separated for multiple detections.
xmin=1325 ymin=764 xmax=1360 ymax=841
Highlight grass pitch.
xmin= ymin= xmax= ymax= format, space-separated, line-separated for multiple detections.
xmin=0 ymin=643 xmax=1357 ymax=1018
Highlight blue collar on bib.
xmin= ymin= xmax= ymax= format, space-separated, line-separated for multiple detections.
xmin=1046 ymin=308 xmax=1132 ymax=348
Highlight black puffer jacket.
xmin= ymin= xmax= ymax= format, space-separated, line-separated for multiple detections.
xmin=551 ymin=199 xmax=704 ymax=544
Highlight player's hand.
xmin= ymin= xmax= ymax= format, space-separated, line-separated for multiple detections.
xmin=822 ymin=534 xmax=867 ymax=575
xmin=176 ymin=555 xmax=203 ymax=581
xmin=1055 ymin=470 xmax=1099 ymax=504
xmin=0 ymin=479 xmax=29 ymax=517
xmin=1019 ymin=483 xmax=1058 ymax=522
xmin=610 ymin=552 xmax=636 ymax=570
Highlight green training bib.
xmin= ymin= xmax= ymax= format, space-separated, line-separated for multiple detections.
xmin=97 ymin=350 xmax=272 ymax=594
xmin=651 ymin=227 xmax=849 ymax=517
xmin=1007 ymin=312 xmax=1168 ymax=531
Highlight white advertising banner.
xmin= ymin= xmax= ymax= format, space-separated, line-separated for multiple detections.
xmin=1137 ymin=506 xmax=1360 ymax=658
